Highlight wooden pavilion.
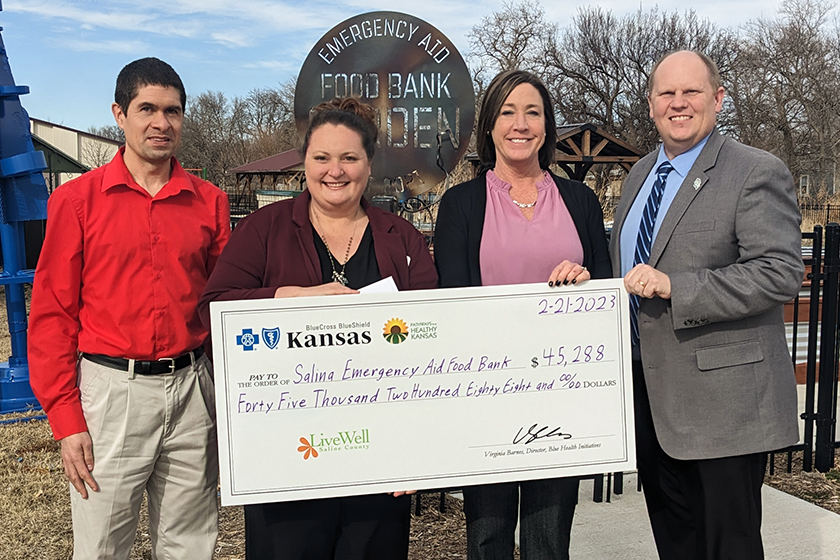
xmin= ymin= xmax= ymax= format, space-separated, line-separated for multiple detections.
xmin=554 ymin=123 xmax=643 ymax=181
xmin=227 ymin=149 xmax=304 ymax=222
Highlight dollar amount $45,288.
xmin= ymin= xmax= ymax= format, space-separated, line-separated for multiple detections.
xmin=529 ymin=345 xmax=608 ymax=389
xmin=531 ymin=344 xmax=606 ymax=369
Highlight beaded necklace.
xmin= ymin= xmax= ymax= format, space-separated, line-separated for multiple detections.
xmin=312 ymin=209 xmax=361 ymax=286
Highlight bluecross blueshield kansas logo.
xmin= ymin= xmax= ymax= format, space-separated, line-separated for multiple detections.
xmin=236 ymin=328 xmax=259 ymax=351
xmin=262 ymin=327 xmax=281 ymax=349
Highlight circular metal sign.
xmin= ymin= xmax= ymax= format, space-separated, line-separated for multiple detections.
xmin=295 ymin=11 xmax=475 ymax=199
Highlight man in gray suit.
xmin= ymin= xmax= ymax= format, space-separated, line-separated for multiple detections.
xmin=609 ymin=50 xmax=804 ymax=559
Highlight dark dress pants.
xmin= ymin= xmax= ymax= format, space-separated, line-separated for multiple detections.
xmin=245 ymin=493 xmax=410 ymax=560
xmin=463 ymin=477 xmax=579 ymax=560
xmin=633 ymin=360 xmax=767 ymax=560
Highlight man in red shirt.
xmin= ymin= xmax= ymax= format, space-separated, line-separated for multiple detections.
xmin=28 ymin=57 xmax=230 ymax=559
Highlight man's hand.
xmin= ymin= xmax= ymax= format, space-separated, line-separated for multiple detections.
xmin=624 ymin=264 xmax=672 ymax=300
xmin=60 ymin=432 xmax=98 ymax=499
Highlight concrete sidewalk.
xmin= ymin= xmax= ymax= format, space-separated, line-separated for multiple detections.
xmin=569 ymin=473 xmax=840 ymax=559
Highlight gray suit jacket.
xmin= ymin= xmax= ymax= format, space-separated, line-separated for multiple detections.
xmin=609 ymin=129 xmax=804 ymax=460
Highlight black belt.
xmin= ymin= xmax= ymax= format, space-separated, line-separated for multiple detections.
xmin=81 ymin=347 xmax=204 ymax=375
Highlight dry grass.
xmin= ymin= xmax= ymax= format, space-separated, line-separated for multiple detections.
xmin=410 ymin=494 xmax=468 ymax=559
xmin=0 ymin=417 xmax=70 ymax=559
xmin=0 ymin=417 xmax=249 ymax=559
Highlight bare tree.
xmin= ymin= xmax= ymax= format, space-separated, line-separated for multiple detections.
xmin=179 ymin=91 xmax=251 ymax=188
xmin=79 ymin=138 xmax=118 ymax=168
xmin=540 ymin=7 xmax=738 ymax=153
xmin=87 ymin=124 xmax=124 ymax=143
xmin=245 ymin=78 xmax=300 ymax=160
xmin=729 ymin=0 xmax=840 ymax=196
xmin=80 ymin=125 xmax=123 ymax=168
xmin=466 ymin=0 xmax=556 ymax=101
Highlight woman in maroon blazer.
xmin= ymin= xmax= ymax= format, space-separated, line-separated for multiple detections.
xmin=200 ymin=97 xmax=437 ymax=560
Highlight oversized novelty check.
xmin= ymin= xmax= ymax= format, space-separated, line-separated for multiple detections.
xmin=210 ymin=279 xmax=635 ymax=506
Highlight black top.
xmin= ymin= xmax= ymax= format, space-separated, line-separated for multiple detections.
xmin=313 ymin=224 xmax=381 ymax=290
xmin=433 ymin=171 xmax=612 ymax=288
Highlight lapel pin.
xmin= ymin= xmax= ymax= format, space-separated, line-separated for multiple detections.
xmin=693 ymin=178 xmax=702 ymax=190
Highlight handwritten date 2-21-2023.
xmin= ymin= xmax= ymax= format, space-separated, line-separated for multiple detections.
xmin=537 ymin=294 xmax=616 ymax=315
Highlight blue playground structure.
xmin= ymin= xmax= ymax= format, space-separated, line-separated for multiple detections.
xmin=0 ymin=0 xmax=51 ymax=412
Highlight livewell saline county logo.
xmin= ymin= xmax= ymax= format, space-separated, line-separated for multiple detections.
xmin=236 ymin=327 xmax=281 ymax=351
xmin=297 ymin=429 xmax=372 ymax=460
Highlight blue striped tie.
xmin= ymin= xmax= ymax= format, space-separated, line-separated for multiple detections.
xmin=630 ymin=161 xmax=674 ymax=347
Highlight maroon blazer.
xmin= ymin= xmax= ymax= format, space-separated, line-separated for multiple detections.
xmin=199 ymin=190 xmax=438 ymax=327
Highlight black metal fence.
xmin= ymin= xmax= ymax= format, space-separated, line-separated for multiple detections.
xmin=770 ymin=224 xmax=840 ymax=473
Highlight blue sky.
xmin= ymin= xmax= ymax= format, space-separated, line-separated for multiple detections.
xmin=4 ymin=0 xmax=784 ymax=132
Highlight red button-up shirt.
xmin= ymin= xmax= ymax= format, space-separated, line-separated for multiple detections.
xmin=28 ymin=148 xmax=230 ymax=440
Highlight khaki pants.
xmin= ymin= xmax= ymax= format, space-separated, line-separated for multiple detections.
xmin=71 ymin=353 xmax=219 ymax=560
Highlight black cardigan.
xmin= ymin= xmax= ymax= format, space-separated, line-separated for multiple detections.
xmin=434 ymin=171 xmax=612 ymax=288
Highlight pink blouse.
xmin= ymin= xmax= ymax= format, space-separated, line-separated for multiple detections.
xmin=479 ymin=170 xmax=584 ymax=286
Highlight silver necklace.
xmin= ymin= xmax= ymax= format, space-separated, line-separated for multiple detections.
xmin=313 ymin=210 xmax=360 ymax=286
xmin=511 ymin=198 xmax=536 ymax=209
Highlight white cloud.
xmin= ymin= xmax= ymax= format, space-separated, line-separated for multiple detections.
xmin=6 ymin=0 xmax=201 ymax=38
xmin=165 ymin=0 xmax=347 ymax=30
xmin=56 ymin=38 xmax=150 ymax=54
xmin=242 ymin=60 xmax=298 ymax=71
xmin=210 ymin=32 xmax=252 ymax=48
xmin=8 ymin=1 xmax=155 ymax=30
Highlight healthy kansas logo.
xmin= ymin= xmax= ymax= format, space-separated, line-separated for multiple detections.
xmin=236 ymin=328 xmax=259 ymax=351
xmin=297 ymin=437 xmax=319 ymax=460
xmin=383 ymin=318 xmax=409 ymax=344
xmin=262 ymin=327 xmax=281 ymax=349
